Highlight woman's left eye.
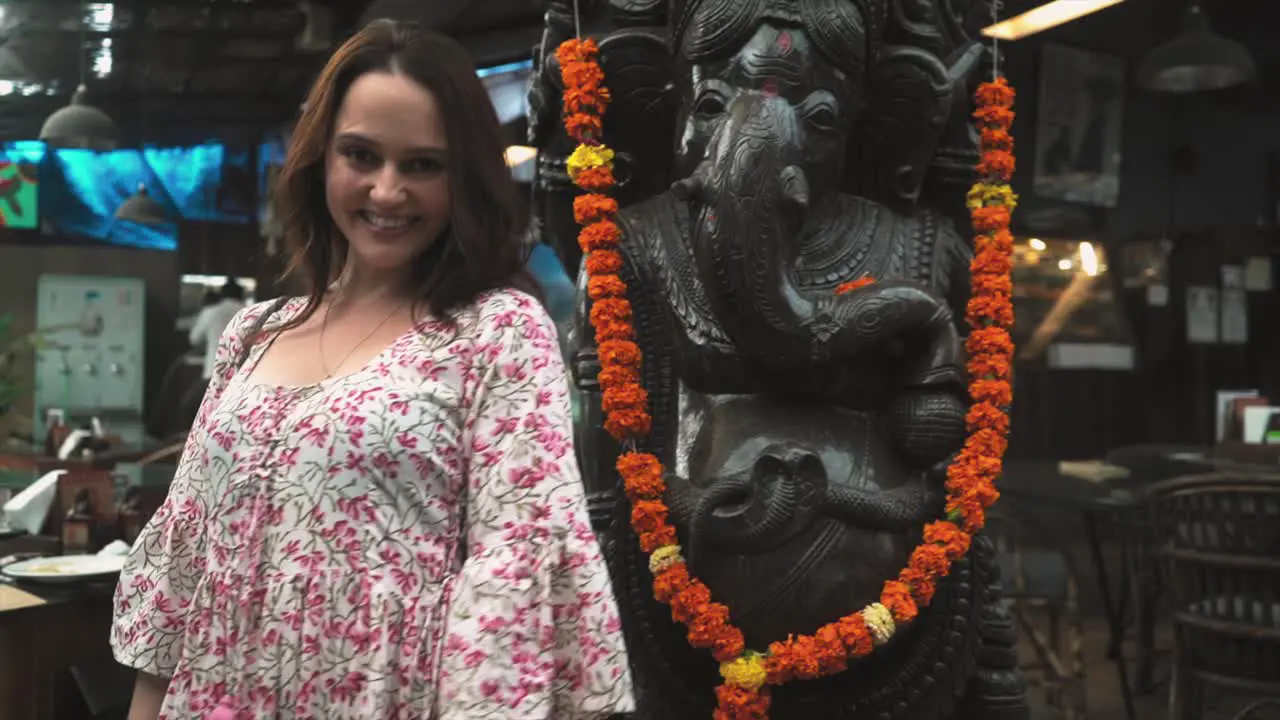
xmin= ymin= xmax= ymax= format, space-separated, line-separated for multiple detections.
xmin=404 ymin=158 xmax=441 ymax=174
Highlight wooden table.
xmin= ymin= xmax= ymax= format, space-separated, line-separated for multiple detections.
xmin=0 ymin=580 xmax=117 ymax=720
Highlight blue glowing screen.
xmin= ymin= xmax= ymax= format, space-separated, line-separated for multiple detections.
xmin=5 ymin=141 xmax=253 ymax=251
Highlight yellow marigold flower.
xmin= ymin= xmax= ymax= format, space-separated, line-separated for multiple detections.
xmin=862 ymin=602 xmax=895 ymax=645
xmin=719 ymin=652 xmax=768 ymax=691
xmin=648 ymin=544 xmax=683 ymax=574
xmin=567 ymin=144 xmax=615 ymax=181
xmin=965 ymin=182 xmax=1018 ymax=211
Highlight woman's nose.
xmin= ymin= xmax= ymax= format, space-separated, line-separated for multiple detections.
xmin=369 ymin=167 xmax=406 ymax=204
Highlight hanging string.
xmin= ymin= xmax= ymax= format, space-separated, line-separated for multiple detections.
xmin=990 ymin=0 xmax=1003 ymax=81
xmin=573 ymin=0 xmax=582 ymax=39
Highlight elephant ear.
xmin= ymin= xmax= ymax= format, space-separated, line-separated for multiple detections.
xmin=598 ymin=27 xmax=679 ymax=205
xmin=848 ymin=45 xmax=953 ymax=207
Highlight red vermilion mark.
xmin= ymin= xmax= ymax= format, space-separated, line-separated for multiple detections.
xmin=763 ymin=79 xmax=779 ymax=96
xmin=778 ymin=31 xmax=792 ymax=52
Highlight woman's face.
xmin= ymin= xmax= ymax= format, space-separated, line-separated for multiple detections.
xmin=325 ymin=70 xmax=451 ymax=275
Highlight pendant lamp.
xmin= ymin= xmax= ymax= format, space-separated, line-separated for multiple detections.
xmin=40 ymin=1 xmax=119 ymax=149
xmin=1137 ymin=1 xmax=1255 ymax=93
xmin=115 ymin=184 xmax=169 ymax=226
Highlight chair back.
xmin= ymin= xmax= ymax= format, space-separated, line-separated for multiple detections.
xmin=1148 ymin=472 xmax=1280 ymax=693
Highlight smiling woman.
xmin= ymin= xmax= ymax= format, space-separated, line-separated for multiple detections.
xmin=110 ymin=19 xmax=633 ymax=720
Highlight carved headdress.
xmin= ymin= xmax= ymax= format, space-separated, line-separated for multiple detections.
xmin=670 ymin=0 xmax=886 ymax=76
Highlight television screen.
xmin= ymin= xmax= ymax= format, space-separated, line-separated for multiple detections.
xmin=44 ymin=143 xmax=252 ymax=250
xmin=0 ymin=140 xmax=42 ymax=230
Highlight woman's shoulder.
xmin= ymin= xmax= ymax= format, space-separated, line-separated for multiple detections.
xmin=455 ymin=287 xmax=556 ymax=339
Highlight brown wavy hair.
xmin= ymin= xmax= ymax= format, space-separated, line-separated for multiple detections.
xmin=274 ymin=19 xmax=535 ymax=326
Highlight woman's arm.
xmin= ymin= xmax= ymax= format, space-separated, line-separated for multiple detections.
xmin=126 ymin=671 xmax=169 ymax=720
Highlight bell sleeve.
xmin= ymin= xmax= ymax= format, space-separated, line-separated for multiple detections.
xmin=435 ymin=293 xmax=635 ymax=719
xmin=110 ymin=303 xmax=257 ymax=677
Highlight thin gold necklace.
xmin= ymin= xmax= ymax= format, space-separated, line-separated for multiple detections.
xmin=318 ymin=302 xmax=405 ymax=379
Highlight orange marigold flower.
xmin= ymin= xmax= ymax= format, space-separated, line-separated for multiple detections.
xmin=967 ymin=351 xmax=1013 ymax=382
xmin=590 ymin=315 xmax=634 ymax=343
xmin=965 ymin=295 xmax=1015 ymax=329
xmin=555 ymin=37 xmax=599 ymax=66
xmin=970 ymin=378 xmax=1013 ymax=407
xmin=786 ymin=635 xmax=823 ymax=680
xmin=638 ymin=524 xmax=676 ymax=552
xmin=653 ymin=562 xmax=691 ymax=603
xmin=966 ymin=327 xmax=1014 ymax=357
xmin=713 ymin=684 xmax=771 ymax=720
xmin=711 ymin=625 xmax=746 ymax=663
xmin=577 ymin=217 xmax=621 ymax=251
xmin=670 ymin=580 xmax=713 ymax=624
xmin=605 ymin=409 xmax=652 ymax=442
xmin=630 ymin=499 xmax=669 ymax=534
xmin=585 ymin=249 xmax=624 ymax=275
xmin=881 ymin=580 xmax=918 ymax=624
xmin=813 ymin=624 xmax=848 ymax=675
xmin=975 ymin=228 xmax=1015 ymax=254
xmin=596 ymin=364 xmax=639 ymax=389
xmin=965 ymin=401 xmax=1010 ymax=435
xmin=834 ymin=613 xmax=874 ymax=656
xmin=835 ymin=276 xmax=875 ymax=295
xmin=923 ymin=520 xmax=971 ymax=560
xmin=588 ymin=274 xmax=628 ymax=300
xmin=688 ymin=602 xmax=731 ymax=648
xmin=972 ymin=105 xmax=1015 ymax=130
xmin=617 ymin=452 xmax=665 ymax=500
xmin=899 ymin=566 xmax=938 ymax=605
xmin=972 ymin=273 xmax=1014 ymax=296
xmin=975 ymin=78 xmax=1016 ymax=108
xmin=602 ymin=383 xmax=647 ymax=414
xmin=589 ymin=297 xmax=632 ymax=327
xmin=564 ymin=112 xmax=603 ymax=142
xmin=970 ymin=205 xmax=1011 ymax=233
xmin=980 ymin=127 xmax=1014 ymax=153
xmin=964 ymin=427 xmax=1010 ymax=459
xmin=971 ymin=247 xmax=1014 ymax=276
xmin=597 ymin=339 xmax=642 ymax=370
xmin=948 ymin=453 xmax=1002 ymax=487
xmin=947 ymin=495 xmax=986 ymax=533
xmin=977 ymin=150 xmax=1016 ymax=181
xmin=575 ymin=164 xmax=616 ymax=191
xmin=764 ymin=643 xmax=796 ymax=684
xmin=909 ymin=543 xmax=954 ymax=580
xmin=574 ymin=194 xmax=618 ymax=225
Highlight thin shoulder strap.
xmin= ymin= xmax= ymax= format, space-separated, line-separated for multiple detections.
xmin=235 ymin=296 xmax=291 ymax=370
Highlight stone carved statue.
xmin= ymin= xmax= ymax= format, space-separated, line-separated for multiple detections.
xmin=529 ymin=1 xmax=1029 ymax=718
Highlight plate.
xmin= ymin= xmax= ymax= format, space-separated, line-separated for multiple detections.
xmin=1 ymin=554 xmax=126 ymax=583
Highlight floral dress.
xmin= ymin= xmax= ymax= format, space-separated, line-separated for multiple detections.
xmin=111 ymin=289 xmax=635 ymax=719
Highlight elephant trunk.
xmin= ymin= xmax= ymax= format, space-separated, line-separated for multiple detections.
xmin=675 ymin=91 xmax=815 ymax=364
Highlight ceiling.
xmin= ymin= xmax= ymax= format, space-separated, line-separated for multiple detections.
xmin=0 ymin=0 xmax=1275 ymax=146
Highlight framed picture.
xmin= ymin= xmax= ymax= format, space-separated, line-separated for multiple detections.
xmin=1032 ymin=44 xmax=1126 ymax=208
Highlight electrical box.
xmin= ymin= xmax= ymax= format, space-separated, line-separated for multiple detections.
xmin=33 ymin=275 xmax=146 ymax=438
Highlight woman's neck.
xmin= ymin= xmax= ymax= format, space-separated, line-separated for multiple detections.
xmin=328 ymin=261 xmax=415 ymax=312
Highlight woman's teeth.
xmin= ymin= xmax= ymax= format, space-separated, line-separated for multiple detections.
xmin=360 ymin=212 xmax=416 ymax=229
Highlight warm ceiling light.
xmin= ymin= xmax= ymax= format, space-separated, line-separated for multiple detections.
xmin=982 ymin=0 xmax=1127 ymax=41
xmin=504 ymin=145 xmax=537 ymax=168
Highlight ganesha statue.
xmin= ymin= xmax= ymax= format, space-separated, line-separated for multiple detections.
xmin=528 ymin=0 xmax=1028 ymax=718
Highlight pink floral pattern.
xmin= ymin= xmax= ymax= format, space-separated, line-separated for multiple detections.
xmin=111 ymin=289 xmax=634 ymax=719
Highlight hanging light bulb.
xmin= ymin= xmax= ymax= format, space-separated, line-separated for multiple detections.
xmin=115 ymin=184 xmax=169 ymax=226
xmin=39 ymin=84 xmax=118 ymax=150
xmin=1137 ymin=1 xmax=1255 ymax=93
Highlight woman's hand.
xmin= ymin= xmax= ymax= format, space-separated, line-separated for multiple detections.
xmin=126 ymin=671 xmax=169 ymax=720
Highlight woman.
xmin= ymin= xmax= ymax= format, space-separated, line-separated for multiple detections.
xmin=113 ymin=20 xmax=634 ymax=719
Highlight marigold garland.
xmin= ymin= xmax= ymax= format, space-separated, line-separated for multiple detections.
xmin=557 ymin=36 xmax=1016 ymax=719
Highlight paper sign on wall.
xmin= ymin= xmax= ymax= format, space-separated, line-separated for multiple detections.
xmin=1186 ymin=286 xmax=1219 ymax=344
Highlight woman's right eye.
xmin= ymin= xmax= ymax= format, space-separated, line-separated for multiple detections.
xmin=341 ymin=147 xmax=378 ymax=166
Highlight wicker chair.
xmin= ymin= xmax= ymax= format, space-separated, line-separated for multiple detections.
xmin=1148 ymin=472 xmax=1280 ymax=720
